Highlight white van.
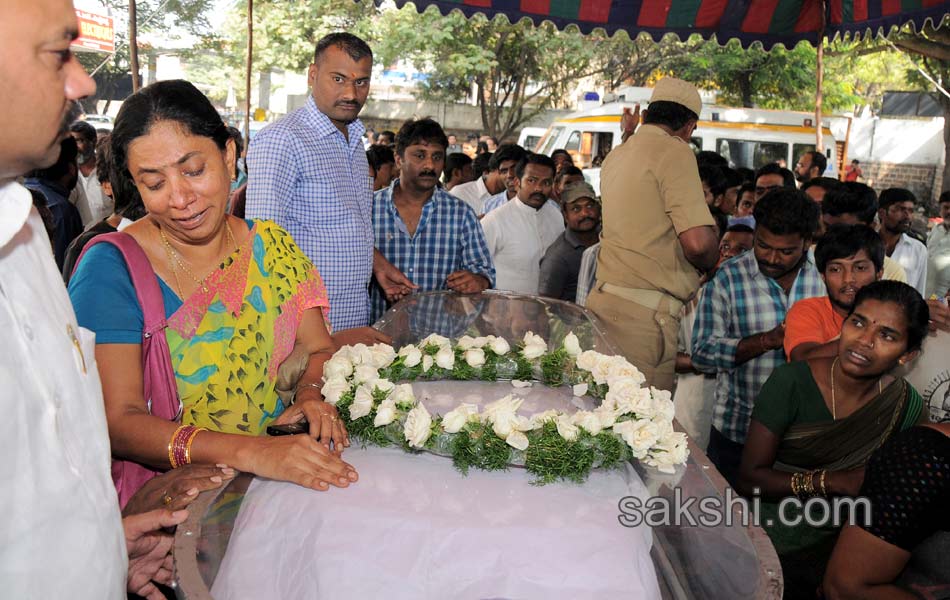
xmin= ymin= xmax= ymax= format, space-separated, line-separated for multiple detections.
xmin=534 ymin=102 xmax=838 ymax=193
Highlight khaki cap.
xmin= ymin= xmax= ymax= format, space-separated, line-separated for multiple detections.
xmin=560 ymin=181 xmax=599 ymax=206
xmin=649 ymin=77 xmax=702 ymax=117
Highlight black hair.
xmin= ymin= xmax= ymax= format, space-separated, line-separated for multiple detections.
xmin=95 ymin=135 xmax=111 ymax=183
xmin=726 ymin=223 xmax=754 ymax=234
xmin=709 ymin=206 xmax=729 ymax=239
xmin=69 ymin=120 xmax=98 ymax=145
xmin=556 ymin=165 xmax=584 ymax=182
xmin=488 ymin=136 xmax=499 ymax=146
xmin=489 ymin=144 xmax=527 ymax=172
xmin=643 ymin=100 xmax=698 ymax=131
xmin=822 ymin=182 xmax=878 ymax=224
xmin=476 ymin=141 xmax=490 ymax=155
xmin=850 ymin=280 xmax=930 ymax=351
xmin=28 ymin=137 xmax=78 ymax=182
xmin=696 ymin=151 xmax=728 ymax=168
xmin=736 ymin=167 xmax=755 ymax=184
xmin=472 ymin=153 xmax=492 ymax=179
xmin=753 ymin=187 xmax=819 ymax=239
xmin=803 ymin=150 xmax=827 ymax=174
xmin=699 ymin=165 xmax=728 ymax=196
xmin=940 ymin=190 xmax=950 ymax=205
xmin=394 ymin=117 xmax=448 ymax=156
xmin=366 ymin=145 xmax=395 ymax=173
xmin=110 ymin=162 xmax=146 ymax=220
xmin=377 ymin=130 xmax=396 ymax=145
xmin=755 ymin=163 xmax=797 ymax=188
xmin=443 ymin=152 xmax=472 ymax=181
xmin=314 ymin=32 xmax=372 ymax=64
xmin=722 ymin=167 xmax=743 ymax=189
xmin=815 ymin=224 xmax=885 ymax=273
xmin=111 ymin=80 xmax=229 ymax=177
xmin=514 ymin=152 xmax=556 ymax=179
xmin=226 ymin=126 xmax=244 ymax=156
xmin=551 ymin=149 xmax=573 ymax=163
xmin=879 ymin=188 xmax=917 ymax=210
xmin=801 ymin=176 xmax=841 ymax=194
xmin=738 ymin=182 xmax=755 ymax=199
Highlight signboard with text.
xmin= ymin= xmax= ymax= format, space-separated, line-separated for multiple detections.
xmin=73 ymin=9 xmax=114 ymax=53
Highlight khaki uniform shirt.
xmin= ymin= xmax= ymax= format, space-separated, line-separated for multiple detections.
xmin=597 ymin=124 xmax=714 ymax=303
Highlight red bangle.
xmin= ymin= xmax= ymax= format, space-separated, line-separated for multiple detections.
xmin=169 ymin=425 xmax=198 ymax=468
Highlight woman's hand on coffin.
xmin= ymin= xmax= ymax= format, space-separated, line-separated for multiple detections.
xmin=247 ymin=433 xmax=359 ymax=491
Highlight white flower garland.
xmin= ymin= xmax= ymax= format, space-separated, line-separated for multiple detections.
xmin=320 ymin=332 xmax=689 ymax=480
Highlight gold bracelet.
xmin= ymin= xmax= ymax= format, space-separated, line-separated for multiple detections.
xmin=168 ymin=425 xmax=187 ymax=469
xmin=790 ymin=472 xmax=803 ymax=498
xmin=183 ymin=427 xmax=207 ymax=465
xmin=293 ymin=382 xmax=322 ymax=404
xmin=819 ymin=469 xmax=828 ymax=497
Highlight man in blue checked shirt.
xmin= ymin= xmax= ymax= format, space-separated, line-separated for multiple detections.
xmin=371 ymin=118 xmax=495 ymax=322
xmin=246 ymin=33 xmax=413 ymax=344
xmin=691 ymin=187 xmax=825 ymax=488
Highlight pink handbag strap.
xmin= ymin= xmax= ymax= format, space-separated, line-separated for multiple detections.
xmin=74 ymin=232 xmax=180 ymax=420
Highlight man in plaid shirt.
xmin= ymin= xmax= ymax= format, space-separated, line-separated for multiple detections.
xmin=691 ymin=188 xmax=824 ymax=487
xmin=371 ymin=118 xmax=495 ymax=321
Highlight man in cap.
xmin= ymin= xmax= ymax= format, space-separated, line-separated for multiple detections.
xmin=539 ymin=181 xmax=602 ymax=301
xmin=587 ymin=77 xmax=719 ymax=391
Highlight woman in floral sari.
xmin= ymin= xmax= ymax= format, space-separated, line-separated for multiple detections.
xmin=738 ymin=281 xmax=929 ymax=599
xmin=69 ymin=80 xmax=358 ymax=506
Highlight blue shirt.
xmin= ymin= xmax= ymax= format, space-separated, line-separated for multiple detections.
xmin=245 ymin=96 xmax=374 ymax=331
xmin=483 ymin=190 xmax=510 ymax=215
xmin=690 ymin=250 xmax=825 ymax=444
xmin=24 ymin=177 xmax=82 ymax=270
xmin=371 ymin=180 xmax=495 ymax=322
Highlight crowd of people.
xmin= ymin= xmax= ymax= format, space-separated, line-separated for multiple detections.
xmin=3 ymin=3 xmax=950 ymax=598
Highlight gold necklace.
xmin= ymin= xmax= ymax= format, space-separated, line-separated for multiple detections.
xmin=159 ymin=221 xmax=235 ymax=296
xmin=830 ymin=356 xmax=884 ymax=421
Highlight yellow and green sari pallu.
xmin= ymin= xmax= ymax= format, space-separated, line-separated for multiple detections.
xmin=166 ymin=220 xmax=329 ymax=435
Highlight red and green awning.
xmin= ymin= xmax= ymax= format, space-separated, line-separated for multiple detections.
xmin=387 ymin=0 xmax=950 ymax=47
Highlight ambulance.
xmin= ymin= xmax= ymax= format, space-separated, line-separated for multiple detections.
xmin=531 ymin=98 xmax=840 ymax=193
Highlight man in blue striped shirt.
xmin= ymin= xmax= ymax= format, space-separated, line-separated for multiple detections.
xmin=246 ymin=33 xmax=412 ymax=342
xmin=691 ymin=188 xmax=825 ymax=487
xmin=372 ymin=118 xmax=495 ymax=321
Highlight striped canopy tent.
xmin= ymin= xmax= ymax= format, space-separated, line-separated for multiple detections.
xmin=383 ymin=0 xmax=950 ymax=47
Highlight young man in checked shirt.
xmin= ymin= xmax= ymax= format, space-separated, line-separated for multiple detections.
xmin=370 ymin=118 xmax=495 ymax=321
xmin=691 ymin=188 xmax=824 ymax=488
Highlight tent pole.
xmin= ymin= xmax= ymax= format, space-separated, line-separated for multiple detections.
xmin=129 ymin=0 xmax=140 ymax=92
xmin=815 ymin=0 xmax=826 ymax=152
xmin=244 ymin=0 xmax=253 ymax=146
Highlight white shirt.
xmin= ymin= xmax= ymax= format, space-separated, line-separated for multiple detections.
xmin=0 ymin=180 xmax=126 ymax=598
xmin=69 ymin=169 xmax=113 ymax=228
xmin=927 ymin=224 xmax=950 ymax=297
xmin=890 ymin=233 xmax=928 ymax=296
xmin=450 ymin=177 xmax=491 ymax=216
xmin=482 ymin=198 xmax=564 ymax=294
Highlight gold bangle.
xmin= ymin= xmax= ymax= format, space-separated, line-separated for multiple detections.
xmin=819 ymin=469 xmax=828 ymax=497
xmin=168 ymin=425 xmax=186 ymax=469
xmin=184 ymin=427 xmax=207 ymax=465
xmin=293 ymin=382 xmax=322 ymax=404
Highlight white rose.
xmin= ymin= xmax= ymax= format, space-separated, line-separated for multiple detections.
xmin=651 ymin=394 xmax=675 ymax=423
xmin=576 ymin=350 xmax=601 ymax=372
xmin=442 ymin=403 xmax=479 ymax=434
xmin=613 ymin=419 xmax=660 ymax=458
xmin=527 ymin=409 xmax=560 ymax=429
xmin=615 ymin=387 xmax=656 ymax=419
xmin=435 ymin=346 xmax=455 ymax=370
xmin=505 ymin=430 xmax=529 ymax=451
xmin=350 ymin=343 xmax=373 ymax=366
xmin=371 ymin=378 xmax=395 ymax=395
xmin=651 ymin=417 xmax=675 ymax=441
xmin=457 ymin=335 xmax=476 ymax=350
xmin=349 ymin=385 xmax=374 ymax=420
xmin=464 ymin=348 xmax=486 ymax=368
xmin=555 ymin=414 xmax=579 ymax=441
xmin=521 ymin=332 xmax=547 ymax=360
xmin=421 ymin=334 xmax=450 ymax=349
xmin=572 ymin=383 xmax=589 ymax=397
xmin=323 ymin=355 xmax=353 ymax=380
xmin=400 ymin=346 xmax=422 ymax=368
xmin=373 ymin=398 xmax=398 ymax=427
xmin=511 ymin=379 xmax=533 ymax=388
xmin=488 ymin=336 xmax=510 ymax=355
xmin=563 ymin=332 xmax=582 ymax=357
xmin=591 ymin=357 xmax=614 ymax=385
xmin=483 ymin=395 xmax=524 ymax=437
xmin=320 ymin=376 xmax=350 ymax=406
xmin=593 ymin=404 xmax=618 ymax=428
xmin=606 ymin=377 xmax=643 ymax=411
xmin=369 ymin=344 xmax=397 ymax=369
xmin=422 ymin=354 xmax=434 ymax=372
xmin=606 ymin=356 xmax=646 ymax=387
xmin=571 ymin=410 xmax=603 ymax=436
xmin=472 ymin=336 xmax=490 ymax=348
xmin=391 ymin=383 xmax=416 ymax=408
xmin=647 ymin=433 xmax=689 ymax=473
xmin=353 ymin=364 xmax=379 ymax=385
xmin=403 ymin=403 xmax=433 ymax=448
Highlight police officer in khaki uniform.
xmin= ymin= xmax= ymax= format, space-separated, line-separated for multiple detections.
xmin=587 ymin=78 xmax=720 ymax=391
